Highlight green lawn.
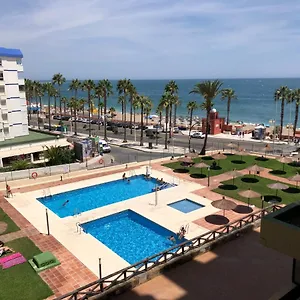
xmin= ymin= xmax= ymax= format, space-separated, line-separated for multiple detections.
xmin=0 ymin=130 xmax=57 ymax=148
xmin=213 ymin=175 xmax=300 ymax=207
xmin=163 ymin=154 xmax=300 ymax=179
xmin=0 ymin=208 xmax=20 ymax=235
xmin=0 ymin=237 xmax=53 ymax=300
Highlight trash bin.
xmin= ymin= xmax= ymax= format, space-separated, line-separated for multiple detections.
xmin=149 ymin=142 xmax=153 ymax=149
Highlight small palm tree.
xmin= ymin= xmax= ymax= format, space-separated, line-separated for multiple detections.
xmin=159 ymin=92 xmax=173 ymax=149
xmin=187 ymin=101 xmax=198 ymax=151
xmin=144 ymin=101 xmax=153 ymax=126
xmin=221 ymin=88 xmax=237 ymax=125
xmin=61 ymin=96 xmax=68 ymax=116
xmin=274 ymin=86 xmax=289 ymax=140
xmin=43 ymin=82 xmax=56 ymax=130
xmin=52 ymin=73 xmax=66 ymax=117
xmin=82 ymin=80 xmax=95 ymax=137
xmin=79 ymin=99 xmax=86 ymax=117
xmin=128 ymin=83 xmax=137 ymax=134
xmin=136 ymin=95 xmax=152 ymax=146
xmin=25 ymin=78 xmax=33 ymax=125
xmin=68 ymin=97 xmax=81 ymax=135
xmin=190 ymin=80 xmax=223 ymax=155
xmin=98 ymin=79 xmax=113 ymax=141
xmin=292 ymin=89 xmax=300 ymax=138
xmin=165 ymin=80 xmax=179 ymax=137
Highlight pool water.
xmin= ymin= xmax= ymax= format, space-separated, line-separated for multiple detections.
xmin=81 ymin=210 xmax=185 ymax=265
xmin=38 ymin=175 xmax=167 ymax=218
xmin=168 ymin=199 xmax=204 ymax=213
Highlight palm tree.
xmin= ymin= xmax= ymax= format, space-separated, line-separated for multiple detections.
xmin=109 ymin=107 xmax=116 ymax=119
xmin=94 ymin=83 xmax=103 ymax=130
xmin=52 ymin=87 xmax=59 ymax=116
xmin=61 ymin=96 xmax=68 ymax=116
xmin=159 ymin=92 xmax=172 ymax=149
xmin=99 ymin=79 xmax=113 ymax=141
xmin=165 ymin=80 xmax=179 ymax=137
xmin=136 ymin=95 xmax=152 ymax=146
xmin=69 ymin=79 xmax=81 ymax=100
xmin=190 ymin=80 xmax=223 ymax=155
xmin=31 ymin=81 xmax=40 ymax=126
xmin=144 ymin=100 xmax=153 ymax=126
xmin=80 ymin=99 xmax=86 ymax=117
xmin=173 ymin=97 xmax=180 ymax=127
xmin=132 ymin=96 xmax=140 ymax=128
xmin=52 ymin=73 xmax=66 ymax=117
xmin=187 ymin=101 xmax=198 ymax=151
xmin=156 ymin=105 xmax=163 ymax=129
xmin=25 ymin=78 xmax=33 ymax=125
xmin=36 ymin=82 xmax=44 ymax=129
xmin=43 ymin=82 xmax=55 ymax=131
xmin=82 ymin=80 xmax=95 ymax=137
xmin=128 ymin=83 xmax=137 ymax=134
xmin=221 ymin=88 xmax=237 ymax=125
xmin=274 ymin=86 xmax=289 ymax=140
xmin=117 ymin=79 xmax=132 ymax=142
xmin=68 ymin=97 xmax=81 ymax=135
xmin=292 ymin=89 xmax=300 ymax=138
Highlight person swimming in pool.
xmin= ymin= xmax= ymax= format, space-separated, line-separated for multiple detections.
xmin=127 ymin=178 xmax=130 ymax=183
xmin=62 ymin=200 xmax=69 ymax=207
xmin=168 ymin=235 xmax=176 ymax=243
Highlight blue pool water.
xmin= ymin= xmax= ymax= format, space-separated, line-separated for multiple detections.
xmin=38 ymin=175 xmax=166 ymax=218
xmin=81 ymin=210 xmax=185 ymax=265
xmin=168 ymin=199 xmax=205 ymax=213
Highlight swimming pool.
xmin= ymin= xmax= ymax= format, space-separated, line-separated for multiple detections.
xmin=168 ymin=199 xmax=205 ymax=213
xmin=81 ymin=210 xmax=184 ymax=265
xmin=38 ymin=175 xmax=171 ymax=218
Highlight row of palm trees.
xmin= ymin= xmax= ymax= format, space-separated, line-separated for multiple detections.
xmin=25 ymin=75 xmax=239 ymax=154
xmin=274 ymin=86 xmax=300 ymax=140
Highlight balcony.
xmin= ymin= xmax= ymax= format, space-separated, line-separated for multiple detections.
xmin=260 ymin=203 xmax=300 ymax=260
xmin=18 ymin=78 xmax=25 ymax=85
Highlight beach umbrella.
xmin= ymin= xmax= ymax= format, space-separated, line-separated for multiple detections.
xmin=262 ymin=144 xmax=272 ymax=156
xmin=289 ymin=174 xmax=300 ymax=187
xmin=212 ymin=153 xmax=227 ymax=166
xmin=267 ymin=182 xmax=288 ymax=197
xmin=227 ymin=169 xmax=243 ymax=185
xmin=226 ymin=143 xmax=238 ymax=154
xmin=185 ymin=152 xmax=199 ymax=158
xmin=278 ymin=156 xmax=293 ymax=172
xmin=236 ymin=148 xmax=247 ymax=161
xmin=211 ymin=197 xmax=237 ymax=217
xmin=247 ymin=164 xmax=264 ymax=177
xmin=238 ymin=189 xmax=261 ymax=207
xmin=194 ymin=162 xmax=209 ymax=175
xmin=177 ymin=156 xmax=194 ymax=164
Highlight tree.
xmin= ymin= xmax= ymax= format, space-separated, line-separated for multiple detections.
xmin=136 ymin=95 xmax=152 ymax=146
xmin=61 ymin=96 xmax=68 ymax=116
xmin=274 ymin=86 xmax=289 ymax=140
xmin=144 ymin=100 xmax=153 ymax=126
xmin=80 ymin=98 xmax=86 ymax=117
xmin=109 ymin=107 xmax=116 ymax=119
xmin=68 ymin=97 xmax=82 ymax=135
xmin=117 ymin=79 xmax=132 ymax=142
xmin=82 ymin=80 xmax=95 ymax=137
xmin=36 ymin=82 xmax=44 ymax=129
xmin=11 ymin=160 xmax=30 ymax=171
xmin=25 ymin=78 xmax=33 ymax=125
xmin=94 ymin=83 xmax=103 ymax=130
xmin=159 ymin=92 xmax=173 ymax=149
xmin=221 ymin=88 xmax=237 ymax=125
xmin=69 ymin=79 xmax=82 ymax=127
xmin=98 ymin=80 xmax=113 ymax=141
xmin=292 ymin=89 xmax=300 ymax=138
xmin=156 ymin=105 xmax=163 ymax=129
xmin=165 ymin=80 xmax=179 ymax=137
xmin=52 ymin=73 xmax=66 ymax=117
xmin=31 ymin=81 xmax=41 ymax=127
xmin=128 ymin=83 xmax=137 ymax=134
xmin=43 ymin=82 xmax=56 ymax=131
xmin=187 ymin=101 xmax=198 ymax=151
xmin=45 ymin=146 xmax=75 ymax=165
xmin=190 ymin=80 xmax=223 ymax=155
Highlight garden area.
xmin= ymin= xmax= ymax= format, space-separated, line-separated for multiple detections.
xmin=163 ymin=153 xmax=300 ymax=179
xmin=0 ymin=208 xmax=20 ymax=235
xmin=0 ymin=237 xmax=53 ymax=300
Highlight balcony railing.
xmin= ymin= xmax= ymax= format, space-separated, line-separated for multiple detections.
xmin=55 ymin=204 xmax=281 ymax=300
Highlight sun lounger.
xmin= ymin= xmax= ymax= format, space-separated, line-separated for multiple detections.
xmin=2 ymin=255 xmax=26 ymax=269
xmin=0 ymin=252 xmax=20 ymax=264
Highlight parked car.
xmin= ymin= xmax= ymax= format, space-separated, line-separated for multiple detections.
xmin=191 ymin=131 xmax=205 ymax=139
xmin=99 ymin=139 xmax=111 ymax=153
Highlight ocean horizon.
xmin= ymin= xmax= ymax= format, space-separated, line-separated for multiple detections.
xmin=36 ymin=78 xmax=300 ymax=125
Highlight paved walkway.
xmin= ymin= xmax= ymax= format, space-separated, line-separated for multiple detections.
xmin=112 ymin=228 xmax=291 ymax=300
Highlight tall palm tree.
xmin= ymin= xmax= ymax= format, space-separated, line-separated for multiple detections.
xmin=25 ymin=79 xmax=33 ymax=125
xmin=117 ymin=79 xmax=132 ymax=142
xmin=156 ymin=105 xmax=163 ymax=129
xmin=43 ymin=82 xmax=55 ymax=131
xmin=52 ymin=88 xmax=59 ymax=116
xmin=82 ymin=80 xmax=95 ymax=137
xmin=80 ymin=99 xmax=86 ymax=117
xmin=159 ymin=92 xmax=173 ymax=149
xmin=68 ymin=97 xmax=81 ymax=135
xmin=190 ymin=80 xmax=223 ymax=155
xmin=128 ymin=83 xmax=137 ymax=134
xmin=99 ymin=79 xmax=113 ymax=141
xmin=136 ymin=95 xmax=152 ymax=146
xmin=69 ymin=79 xmax=81 ymax=100
xmin=94 ymin=83 xmax=103 ymax=130
xmin=173 ymin=97 xmax=180 ymax=127
xmin=274 ymin=86 xmax=289 ymax=140
xmin=292 ymin=89 xmax=300 ymax=138
xmin=52 ymin=73 xmax=66 ymax=117
xmin=61 ymin=96 xmax=68 ymax=116
xmin=31 ymin=81 xmax=40 ymax=126
xmin=132 ymin=96 xmax=140 ymax=128
xmin=109 ymin=107 xmax=116 ymax=119
xmin=144 ymin=100 xmax=153 ymax=126
xmin=165 ymin=80 xmax=179 ymax=137
xmin=221 ymin=88 xmax=237 ymax=125
xmin=36 ymin=82 xmax=44 ymax=129
xmin=187 ymin=101 xmax=198 ymax=151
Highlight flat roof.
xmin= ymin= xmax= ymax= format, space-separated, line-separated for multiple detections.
xmin=0 ymin=47 xmax=23 ymax=58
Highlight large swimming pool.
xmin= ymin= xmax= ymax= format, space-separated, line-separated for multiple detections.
xmin=38 ymin=175 xmax=169 ymax=218
xmin=81 ymin=210 xmax=185 ymax=265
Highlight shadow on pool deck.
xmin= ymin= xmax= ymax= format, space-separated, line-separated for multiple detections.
xmin=112 ymin=228 xmax=291 ymax=300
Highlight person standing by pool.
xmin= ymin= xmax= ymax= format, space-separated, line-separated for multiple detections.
xmin=122 ymin=173 xmax=127 ymax=180
xmin=6 ymin=184 xmax=12 ymax=198
xmin=62 ymin=200 xmax=69 ymax=207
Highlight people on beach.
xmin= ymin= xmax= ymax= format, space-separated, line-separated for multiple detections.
xmin=6 ymin=184 xmax=12 ymax=198
xmin=122 ymin=173 xmax=127 ymax=180
xmin=177 ymin=226 xmax=186 ymax=239
xmin=127 ymin=178 xmax=130 ymax=183
xmin=62 ymin=200 xmax=69 ymax=207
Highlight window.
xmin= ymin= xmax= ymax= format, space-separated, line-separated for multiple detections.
xmin=0 ymin=86 xmax=4 ymax=93
xmin=16 ymin=59 xmax=22 ymax=65
xmin=19 ymin=85 xmax=25 ymax=92
xmin=0 ymin=72 xmax=3 ymax=81
xmin=3 ymin=128 xmax=9 ymax=134
xmin=2 ymin=114 xmax=8 ymax=121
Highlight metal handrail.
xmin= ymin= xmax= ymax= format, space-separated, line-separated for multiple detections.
xmin=55 ymin=204 xmax=281 ymax=300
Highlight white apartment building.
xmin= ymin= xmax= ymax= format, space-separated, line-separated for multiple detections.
xmin=0 ymin=47 xmax=28 ymax=142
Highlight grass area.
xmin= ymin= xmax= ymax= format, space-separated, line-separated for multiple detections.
xmin=0 ymin=130 xmax=57 ymax=148
xmin=0 ymin=237 xmax=53 ymax=300
xmin=0 ymin=208 xmax=20 ymax=235
xmin=213 ymin=175 xmax=300 ymax=207
xmin=163 ymin=154 xmax=300 ymax=179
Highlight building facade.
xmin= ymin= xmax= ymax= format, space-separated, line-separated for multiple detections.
xmin=0 ymin=47 xmax=28 ymax=141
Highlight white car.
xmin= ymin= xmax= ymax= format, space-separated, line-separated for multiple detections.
xmin=99 ymin=139 xmax=111 ymax=153
xmin=191 ymin=131 xmax=205 ymax=139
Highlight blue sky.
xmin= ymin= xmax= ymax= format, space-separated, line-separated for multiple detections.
xmin=2 ymin=0 xmax=300 ymax=79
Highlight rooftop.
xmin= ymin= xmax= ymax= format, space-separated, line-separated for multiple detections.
xmin=0 ymin=47 xmax=23 ymax=59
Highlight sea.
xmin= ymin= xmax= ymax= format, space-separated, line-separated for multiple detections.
xmin=38 ymin=78 xmax=300 ymax=125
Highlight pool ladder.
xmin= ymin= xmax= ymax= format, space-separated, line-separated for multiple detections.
xmin=179 ymin=224 xmax=189 ymax=234
xmin=76 ymin=222 xmax=82 ymax=234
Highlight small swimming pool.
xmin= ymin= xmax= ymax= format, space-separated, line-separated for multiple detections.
xmin=168 ymin=199 xmax=204 ymax=213
xmin=81 ymin=210 xmax=184 ymax=265
xmin=38 ymin=175 xmax=174 ymax=218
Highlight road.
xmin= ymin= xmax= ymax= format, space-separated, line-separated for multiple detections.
xmin=31 ymin=117 xmax=298 ymax=155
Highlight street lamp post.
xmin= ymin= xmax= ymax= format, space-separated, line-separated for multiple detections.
xmin=207 ymin=167 xmax=210 ymax=187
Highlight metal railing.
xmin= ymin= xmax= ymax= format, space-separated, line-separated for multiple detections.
xmin=55 ymin=204 xmax=281 ymax=300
